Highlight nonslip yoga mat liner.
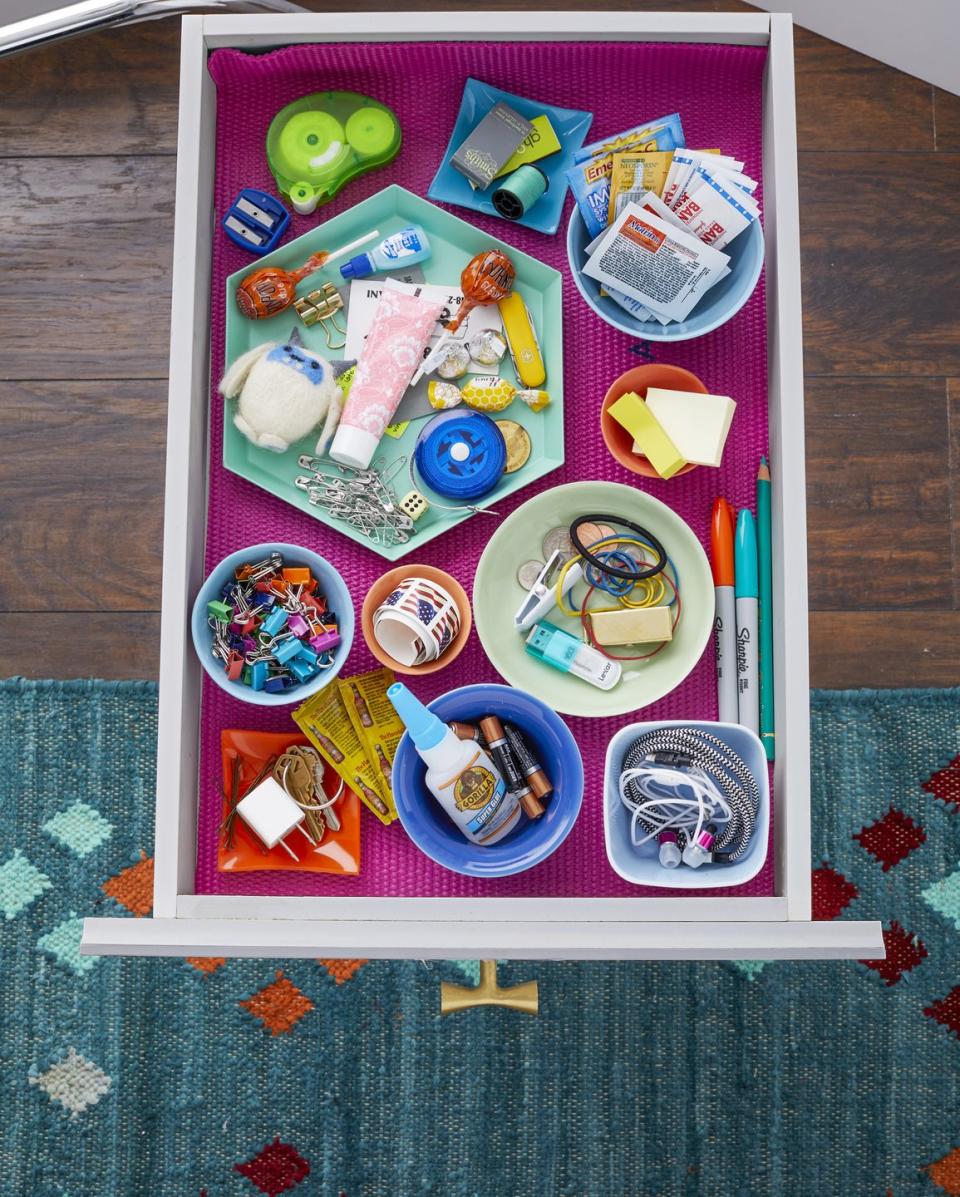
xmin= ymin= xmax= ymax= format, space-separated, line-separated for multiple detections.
xmin=200 ymin=39 xmax=771 ymax=897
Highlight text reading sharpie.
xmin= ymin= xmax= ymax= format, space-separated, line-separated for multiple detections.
xmin=735 ymin=508 xmax=760 ymax=734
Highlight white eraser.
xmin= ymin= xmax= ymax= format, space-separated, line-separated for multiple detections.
xmin=236 ymin=776 xmax=304 ymax=849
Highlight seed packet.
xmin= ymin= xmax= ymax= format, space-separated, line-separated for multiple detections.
xmin=582 ymin=201 xmax=730 ymax=324
xmin=566 ymin=112 xmax=685 ymax=238
xmin=607 ymin=150 xmax=674 ymax=222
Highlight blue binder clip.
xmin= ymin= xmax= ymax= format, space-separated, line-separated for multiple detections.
xmin=222 ymin=188 xmax=291 ymax=255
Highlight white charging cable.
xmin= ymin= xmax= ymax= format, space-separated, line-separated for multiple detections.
xmin=618 ymin=728 xmax=760 ymax=869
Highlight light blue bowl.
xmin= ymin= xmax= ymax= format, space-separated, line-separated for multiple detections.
xmin=566 ymin=207 xmax=764 ymax=341
xmin=604 ymin=720 xmax=769 ymax=889
xmin=391 ymin=684 xmax=584 ymax=877
xmin=190 ymin=541 xmax=354 ymax=707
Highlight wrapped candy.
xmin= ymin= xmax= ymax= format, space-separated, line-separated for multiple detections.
xmin=444 ymin=248 xmax=515 ymax=332
xmin=435 ymin=341 xmax=471 ymax=380
xmin=427 ymin=381 xmax=463 ymax=411
xmin=235 ymin=231 xmax=381 ymax=320
xmin=236 ymin=252 xmax=330 ymax=320
xmin=468 ymin=328 xmax=508 ymax=367
xmin=438 ymin=374 xmax=550 ymax=414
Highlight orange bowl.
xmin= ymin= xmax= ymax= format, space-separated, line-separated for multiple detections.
xmin=361 ymin=564 xmax=472 ymax=676
xmin=600 ymin=364 xmax=708 ymax=479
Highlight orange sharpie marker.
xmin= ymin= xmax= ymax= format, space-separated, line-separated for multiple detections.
xmin=711 ymin=496 xmax=738 ymax=722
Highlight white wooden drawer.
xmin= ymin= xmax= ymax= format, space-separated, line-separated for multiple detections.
xmin=82 ymin=11 xmax=882 ymax=962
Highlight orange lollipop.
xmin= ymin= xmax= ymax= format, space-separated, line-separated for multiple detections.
xmin=445 ymin=248 xmax=515 ymax=332
xmin=236 ymin=251 xmax=330 ymax=319
xmin=235 ymin=230 xmax=381 ymax=320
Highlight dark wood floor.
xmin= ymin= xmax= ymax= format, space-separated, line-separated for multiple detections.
xmin=0 ymin=1 xmax=958 ymax=687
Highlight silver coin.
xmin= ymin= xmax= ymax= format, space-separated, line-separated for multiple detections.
xmin=517 ymin=560 xmax=545 ymax=590
xmin=542 ymin=526 xmax=574 ymax=561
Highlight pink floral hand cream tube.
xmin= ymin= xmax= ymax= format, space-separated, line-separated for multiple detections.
xmin=330 ymin=288 xmax=444 ymax=469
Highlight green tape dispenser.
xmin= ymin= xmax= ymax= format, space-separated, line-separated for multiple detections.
xmin=266 ymin=91 xmax=402 ymax=215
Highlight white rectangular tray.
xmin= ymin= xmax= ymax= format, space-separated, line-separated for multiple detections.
xmin=82 ymin=10 xmax=882 ymax=962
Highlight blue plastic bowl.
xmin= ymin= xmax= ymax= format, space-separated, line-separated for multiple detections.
xmin=190 ymin=541 xmax=354 ymax=707
xmin=391 ymin=684 xmax=584 ymax=877
xmin=566 ymin=206 xmax=764 ymax=341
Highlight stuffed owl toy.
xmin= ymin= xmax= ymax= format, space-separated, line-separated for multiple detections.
xmin=219 ymin=331 xmax=343 ymax=454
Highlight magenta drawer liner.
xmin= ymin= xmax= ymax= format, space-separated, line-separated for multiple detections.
xmin=197 ymin=39 xmax=773 ymax=898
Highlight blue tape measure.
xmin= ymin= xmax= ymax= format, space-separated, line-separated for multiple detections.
xmin=414 ymin=410 xmax=506 ymax=502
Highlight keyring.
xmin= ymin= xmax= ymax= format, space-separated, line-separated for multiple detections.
xmin=569 ymin=515 xmax=667 ymax=581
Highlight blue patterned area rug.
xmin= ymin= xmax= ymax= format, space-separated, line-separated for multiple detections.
xmin=2 ymin=680 xmax=960 ymax=1197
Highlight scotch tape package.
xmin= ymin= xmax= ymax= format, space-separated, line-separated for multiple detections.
xmin=582 ymin=201 xmax=730 ymax=324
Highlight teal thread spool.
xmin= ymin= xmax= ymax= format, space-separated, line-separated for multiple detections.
xmin=492 ymin=164 xmax=548 ymax=221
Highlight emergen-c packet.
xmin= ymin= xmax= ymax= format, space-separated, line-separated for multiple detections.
xmin=582 ymin=201 xmax=730 ymax=323
xmin=566 ymin=112 xmax=685 ymax=238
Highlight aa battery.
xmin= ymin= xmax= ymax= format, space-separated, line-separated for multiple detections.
xmin=480 ymin=716 xmax=545 ymax=820
xmin=503 ymin=723 xmax=553 ymax=801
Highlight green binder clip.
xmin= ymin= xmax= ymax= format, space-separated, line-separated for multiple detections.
xmin=266 ymin=91 xmax=402 ymax=215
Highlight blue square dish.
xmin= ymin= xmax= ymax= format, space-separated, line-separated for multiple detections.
xmin=428 ymin=78 xmax=593 ymax=235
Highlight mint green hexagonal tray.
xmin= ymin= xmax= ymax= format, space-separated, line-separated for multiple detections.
xmin=223 ymin=185 xmax=564 ymax=561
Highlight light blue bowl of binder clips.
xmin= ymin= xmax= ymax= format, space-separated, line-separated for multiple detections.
xmin=190 ymin=541 xmax=354 ymax=707
xmin=603 ymin=720 xmax=769 ymax=889
xmin=567 ymin=208 xmax=764 ymax=341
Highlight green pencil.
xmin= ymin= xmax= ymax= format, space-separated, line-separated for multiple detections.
xmin=757 ymin=457 xmax=774 ymax=760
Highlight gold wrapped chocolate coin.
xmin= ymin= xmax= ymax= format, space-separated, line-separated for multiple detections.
xmin=495 ymin=418 xmax=532 ymax=473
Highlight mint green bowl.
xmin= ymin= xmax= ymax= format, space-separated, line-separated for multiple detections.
xmin=472 ymin=481 xmax=714 ymax=719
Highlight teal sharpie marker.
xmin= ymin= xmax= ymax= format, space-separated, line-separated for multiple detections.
xmin=735 ymin=508 xmax=760 ymax=734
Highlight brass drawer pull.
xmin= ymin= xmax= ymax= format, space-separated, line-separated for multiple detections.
xmin=440 ymin=960 xmax=538 ymax=1015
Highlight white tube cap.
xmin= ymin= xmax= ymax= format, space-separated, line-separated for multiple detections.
xmin=329 ymin=424 xmax=380 ymax=470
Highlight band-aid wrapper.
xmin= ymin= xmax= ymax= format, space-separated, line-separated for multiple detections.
xmin=671 ymin=162 xmax=758 ymax=215
xmin=661 ymin=148 xmax=734 ymax=209
xmin=582 ymin=201 xmax=730 ymax=324
xmin=673 ymin=170 xmax=760 ymax=249
xmin=566 ymin=113 xmax=685 ymax=238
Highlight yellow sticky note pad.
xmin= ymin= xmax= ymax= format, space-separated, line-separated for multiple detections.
xmin=608 ymin=391 xmax=686 ymax=479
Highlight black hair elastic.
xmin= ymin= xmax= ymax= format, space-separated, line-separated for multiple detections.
xmin=568 ymin=514 xmax=667 ymax=582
